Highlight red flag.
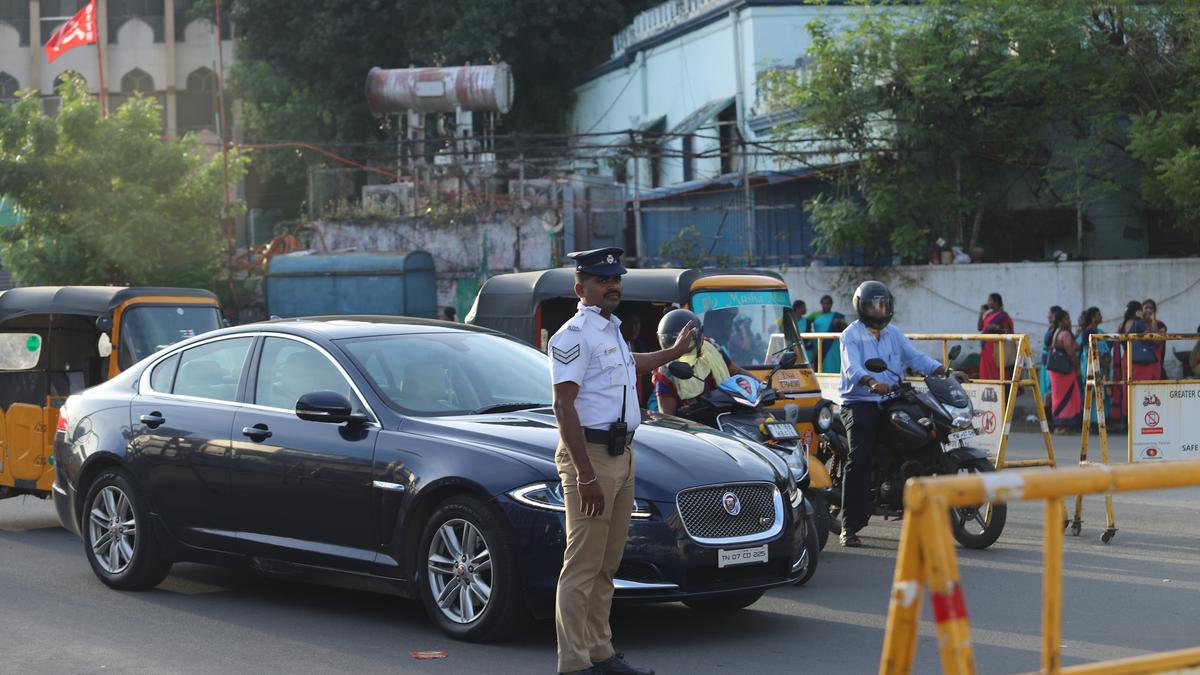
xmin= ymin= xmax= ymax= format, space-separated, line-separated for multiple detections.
xmin=44 ymin=1 xmax=97 ymax=64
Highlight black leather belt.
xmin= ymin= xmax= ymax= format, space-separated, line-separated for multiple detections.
xmin=584 ymin=427 xmax=635 ymax=447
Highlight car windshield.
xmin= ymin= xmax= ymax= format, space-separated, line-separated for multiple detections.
xmin=337 ymin=331 xmax=553 ymax=416
xmin=119 ymin=305 xmax=224 ymax=370
xmin=692 ymin=289 xmax=804 ymax=367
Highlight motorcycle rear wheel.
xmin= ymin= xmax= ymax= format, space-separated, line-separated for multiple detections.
xmin=950 ymin=458 xmax=1007 ymax=549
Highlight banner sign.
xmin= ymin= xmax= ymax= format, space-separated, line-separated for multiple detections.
xmin=1130 ymin=383 xmax=1200 ymax=461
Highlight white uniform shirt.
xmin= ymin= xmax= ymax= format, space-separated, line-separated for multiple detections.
xmin=548 ymin=302 xmax=640 ymax=431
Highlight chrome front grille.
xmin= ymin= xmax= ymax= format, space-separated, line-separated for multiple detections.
xmin=675 ymin=482 xmax=783 ymax=545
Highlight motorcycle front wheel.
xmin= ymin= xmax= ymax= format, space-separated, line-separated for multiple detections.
xmin=949 ymin=458 xmax=1007 ymax=549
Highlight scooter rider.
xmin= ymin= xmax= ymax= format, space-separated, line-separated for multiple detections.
xmin=838 ymin=280 xmax=960 ymax=547
xmin=653 ymin=309 xmax=748 ymax=417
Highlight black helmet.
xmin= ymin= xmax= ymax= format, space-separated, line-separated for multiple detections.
xmin=657 ymin=308 xmax=702 ymax=352
xmin=853 ymin=280 xmax=894 ymax=329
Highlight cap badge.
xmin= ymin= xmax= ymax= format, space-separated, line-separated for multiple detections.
xmin=606 ymin=254 xmax=614 ymax=264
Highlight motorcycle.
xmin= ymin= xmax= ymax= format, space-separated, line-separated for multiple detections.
xmin=814 ymin=351 xmax=1007 ymax=549
xmin=667 ymin=351 xmax=825 ymax=583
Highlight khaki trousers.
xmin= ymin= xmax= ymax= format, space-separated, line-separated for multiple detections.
xmin=554 ymin=439 xmax=635 ymax=673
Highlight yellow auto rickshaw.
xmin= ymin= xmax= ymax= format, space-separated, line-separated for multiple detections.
xmin=465 ymin=267 xmax=837 ymax=504
xmin=0 ymin=286 xmax=223 ymax=500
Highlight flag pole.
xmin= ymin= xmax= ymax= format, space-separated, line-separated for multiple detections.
xmin=94 ymin=14 xmax=108 ymax=117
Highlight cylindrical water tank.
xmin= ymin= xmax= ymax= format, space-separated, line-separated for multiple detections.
xmin=365 ymin=64 xmax=514 ymax=115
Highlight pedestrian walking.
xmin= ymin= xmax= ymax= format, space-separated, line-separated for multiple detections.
xmin=977 ymin=292 xmax=1013 ymax=381
xmin=547 ymin=247 xmax=695 ymax=675
xmin=1047 ymin=309 xmax=1082 ymax=433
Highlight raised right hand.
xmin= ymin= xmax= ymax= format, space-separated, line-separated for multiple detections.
xmin=579 ymin=480 xmax=605 ymax=517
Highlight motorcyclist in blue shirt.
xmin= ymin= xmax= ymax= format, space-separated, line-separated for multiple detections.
xmin=837 ymin=280 xmax=960 ymax=547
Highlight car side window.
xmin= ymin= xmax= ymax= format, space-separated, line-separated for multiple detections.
xmin=172 ymin=337 xmax=253 ymax=402
xmin=255 ymin=337 xmax=353 ymax=410
xmin=149 ymin=353 xmax=180 ymax=392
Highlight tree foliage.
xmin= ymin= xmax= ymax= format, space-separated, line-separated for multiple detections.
xmin=762 ymin=0 xmax=1200 ymax=260
xmin=0 ymin=75 xmax=243 ymax=287
xmin=228 ymin=0 xmax=655 ymax=187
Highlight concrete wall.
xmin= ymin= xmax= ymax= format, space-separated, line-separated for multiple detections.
xmin=781 ymin=258 xmax=1200 ymax=358
xmin=309 ymin=219 xmax=555 ymax=312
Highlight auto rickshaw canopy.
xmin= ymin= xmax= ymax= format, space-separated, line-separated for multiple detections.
xmin=466 ymin=267 xmax=788 ymax=344
xmin=0 ymin=286 xmax=219 ymax=324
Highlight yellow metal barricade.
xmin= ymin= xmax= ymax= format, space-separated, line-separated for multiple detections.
xmin=801 ymin=332 xmax=1056 ymax=471
xmin=1074 ymin=333 xmax=1200 ymax=542
xmin=880 ymin=460 xmax=1200 ymax=674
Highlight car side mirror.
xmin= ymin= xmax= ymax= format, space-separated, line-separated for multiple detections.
xmin=865 ymin=358 xmax=888 ymax=373
xmin=948 ymin=345 xmax=962 ymax=361
xmin=667 ymin=361 xmax=695 ymax=380
xmin=296 ymin=390 xmax=366 ymax=424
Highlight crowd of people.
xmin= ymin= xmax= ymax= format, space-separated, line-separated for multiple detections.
xmin=979 ymin=295 xmax=1195 ymax=434
xmin=792 ymin=292 xmax=1199 ymax=435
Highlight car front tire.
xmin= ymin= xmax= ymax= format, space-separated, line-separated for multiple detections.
xmin=82 ymin=468 xmax=172 ymax=590
xmin=417 ymin=495 xmax=528 ymax=642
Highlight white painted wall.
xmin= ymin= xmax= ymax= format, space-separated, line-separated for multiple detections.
xmin=0 ymin=21 xmax=31 ymax=91
xmin=781 ymin=259 xmax=1200 ymax=362
xmin=570 ymin=3 xmax=860 ymax=188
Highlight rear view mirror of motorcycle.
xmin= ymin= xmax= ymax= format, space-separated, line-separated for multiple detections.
xmin=948 ymin=345 xmax=962 ymax=362
xmin=865 ymin=358 xmax=888 ymax=373
xmin=668 ymin=361 xmax=696 ymax=380
xmin=778 ymin=351 xmax=797 ymax=369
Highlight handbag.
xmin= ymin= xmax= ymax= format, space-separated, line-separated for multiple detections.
xmin=1129 ymin=321 xmax=1158 ymax=365
xmin=1047 ymin=331 xmax=1074 ymax=374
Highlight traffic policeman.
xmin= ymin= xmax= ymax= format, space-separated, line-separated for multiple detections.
xmin=549 ymin=248 xmax=694 ymax=675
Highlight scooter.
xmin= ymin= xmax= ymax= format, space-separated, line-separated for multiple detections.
xmin=814 ymin=353 xmax=1007 ymax=549
xmin=667 ymin=351 xmax=824 ymax=583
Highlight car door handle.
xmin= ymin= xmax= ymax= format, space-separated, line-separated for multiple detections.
xmin=139 ymin=413 xmax=165 ymax=428
xmin=241 ymin=424 xmax=272 ymax=441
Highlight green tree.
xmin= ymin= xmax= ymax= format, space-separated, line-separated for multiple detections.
xmin=761 ymin=0 xmax=1155 ymax=260
xmin=0 ymin=75 xmax=243 ymax=287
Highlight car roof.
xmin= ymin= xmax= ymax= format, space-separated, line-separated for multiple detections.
xmin=220 ymin=315 xmax=506 ymax=341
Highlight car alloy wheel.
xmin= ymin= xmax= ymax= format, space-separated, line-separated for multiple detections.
xmin=81 ymin=469 xmax=172 ymax=590
xmin=88 ymin=485 xmax=137 ymax=575
xmin=426 ymin=518 xmax=493 ymax=624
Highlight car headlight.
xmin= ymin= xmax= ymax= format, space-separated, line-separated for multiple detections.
xmin=817 ymin=404 xmax=834 ymax=431
xmin=509 ymin=482 xmax=652 ymax=519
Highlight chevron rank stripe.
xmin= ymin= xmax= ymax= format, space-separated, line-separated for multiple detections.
xmin=552 ymin=345 xmax=580 ymax=364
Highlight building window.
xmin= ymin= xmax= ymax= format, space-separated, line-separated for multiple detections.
xmin=174 ymin=0 xmax=231 ymax=41
xmin=178 ymin=67 xmax=218 ymax=132
xmin=40 ymin=0 xmax=88 ymax=45
xmin=121 ymin=68 xmax=154 ymax=94
xmin=0 ymin=0 xmax=31 ymax=46
xmin=643 ymin=119 xmax=665 ymax=189
xmin=108 ymin=0 xmax=164 ymax=43
xmin=45 ymin=70 xmax=86 ymax=116
xmin=682 ymin=134 xmax=695 ymax=182
xmin=718 ymin=103 xmax=740 ymax=176
xmin=0 ymin=72 xmax=18 ymax=102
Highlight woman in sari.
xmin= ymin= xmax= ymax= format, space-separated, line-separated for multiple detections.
xmin=809 ymin=294 xmax=846 ymax=374
xmin=1039 ymin=305 xmax=1063 ymax=415
xmin=977 ymin=293 xmax=1014 ymax=381
xmin=1109 ymin=301 xmax=1143 ymax=431
xmin=1049 ymin=309 xmax=1083 ymax=433
xmin=1076 ymin=307 xmax=1110 ymax=426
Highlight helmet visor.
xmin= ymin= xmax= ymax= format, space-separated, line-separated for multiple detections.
xmin=859 ymin=296 xmax=893 ymax=319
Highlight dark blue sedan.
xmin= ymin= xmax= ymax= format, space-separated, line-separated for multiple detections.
xmin=53 ymin=318 xmax=811 ymax=641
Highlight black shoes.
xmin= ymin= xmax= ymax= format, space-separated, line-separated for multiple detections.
xmin=840 ymin=530 xmax=862 ymax=547
xmin=593 ymin=652 xmax=655 ymax=675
